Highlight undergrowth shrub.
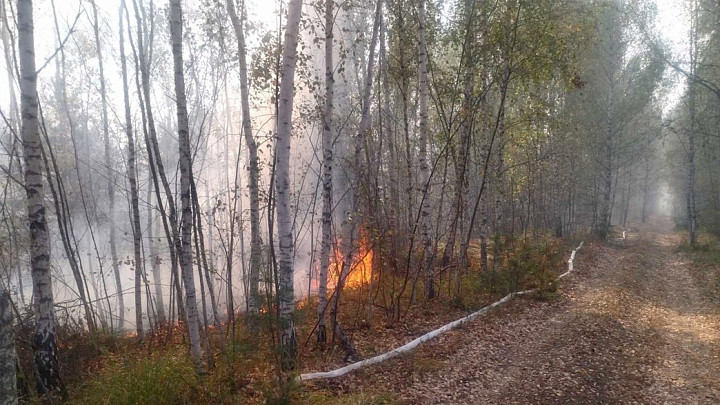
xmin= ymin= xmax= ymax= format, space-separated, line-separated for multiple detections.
xmin=73 ymin=349 xmax=197 ymax=404
xmin=453 ymin=236 xmax=566 ymax=308
xmin=506 ymin=238 xmax=564 ymax=297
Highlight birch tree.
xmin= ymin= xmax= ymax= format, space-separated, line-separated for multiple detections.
xmin=169 ymin=0 xmax=205 ymax=374
xmin=49 ymin=0 xmax=98 ymax=334
xmin=686 ymin=0 xmax=698 ymax=246
xmin=317 ymin=0 xmax=334 ymax=344
xmin=130 ymin=0 xmax=185 ymax=320
xmin=226 ymin=0 xmax=262 ymax=322
xmin=275 ymin=0 xmax=304 ymax=370
xmin=89 ymin=0 xmax=124 ymax=333
xmin=583 ymin=2 xmax=662 ymax=238
xmin=441 ymin=0 xmax=476 ymax=269
xmin=329 ymin=0 xmax=382 ymax=358
xmin=18 ymin=0 xmax=63 ymax=394
xmin=417 ymin=0 xmax=433 ymax=298
xmin=116 ymin=0 xmax=145 ymax=339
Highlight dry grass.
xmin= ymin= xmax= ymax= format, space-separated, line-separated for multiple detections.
xmin=317 ymin=218 xmax=720 ymax=404
xmin=34 ymin=236 xmax=571 ymax=404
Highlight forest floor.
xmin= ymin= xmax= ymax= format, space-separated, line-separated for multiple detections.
xmin=310 ymin=217 xmax=720 ymax=404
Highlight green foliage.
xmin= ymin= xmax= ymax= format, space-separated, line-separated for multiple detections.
xmin=453 ymin=237 xmax=566 ymax=308
xmin=73 ymin=350 xmax=198 ymax=405
xmin=506 ymin=237 xmax=565 ymax=294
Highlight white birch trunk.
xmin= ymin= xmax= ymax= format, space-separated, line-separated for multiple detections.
xmin=18 ymin=0 xmax=63 ymax=394
xmin=275 ymin=0 xmax=304 ymax=370
xmin=417 ymin=0 xmax=433 ymax=298
xmin=131 ymin=0 xmax=185 ymax=320
xmin=441 ymin=0 xmax=475 ymax=268
xmin=169 ymin=0 xmax=205 ymax=374
xmin=118 ymin=0 xmax=145 ymax=338
xmin=226 ymin=0 xmax=262 ymax=319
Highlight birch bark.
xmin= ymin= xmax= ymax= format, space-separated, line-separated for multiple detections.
xmin=226 ymin=0 xmax=262 ymax=320
xmin=169 ymin=0 xmax=205 ymax=374
xmin=109 ymin=0 xmax=146 ymax=339
xmin=275 ymin=0 xmax=304 ymax=370
xmin=417 ymin=0 xmax=434 ymax=298
xmin=18 ymin=0 xmax=63 ymax=394
xmin=130 ymin=0 xmax=185 ymax=319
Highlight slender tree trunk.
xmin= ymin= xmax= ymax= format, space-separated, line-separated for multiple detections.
xmin=207 ymin=179 xmax=215 ymax=271
xmin=547 ymin=98 xmax=563 ymax=237
xmin=89 ymin=0 xmax=124 ymax=334
xmin=394 ymin=2 xmax=414 ymax=231
xmin=491 ymin=3 xmax=516 ymax=272
xmin=225 ymin=140 xmax=242 ymax=330
xmin=478 ymin=90 xmax=491 ymax=275
xmin=621 ymin=179 xmax=632 ymax=229
xmin=40 ymin=129 xmax=96 ymax=332
xmin=417 ymin=0 xmax=434 ymax=299
xmin=317 ymin=0 xmax=334 ymax=344
xmin=49 ymin=0 xmax=99 ymax=334
xmin=147 ymin=181 xmax=166 ymax=323
xmin=462 ymin=52 xmax=512 ymax=282
xmin=492 ymin=63 xmax=509 ymax=275
xmin=598 ymin=71 xmax=614 ymax=239
xmin=442 ymin=63 xmax=474 ymax=268
xmin=380 ymin=16 xmax=400 ymax=275
xmin=275 ymin=0 xmax=304 ymax=370
xmin=226 ymin=0 xmax=262 ymax=323
xmin=687 ymin=1 xmax=698 ymax=246
xmin=192 ymin=203 xmax=215 ymax=368
xmin=130 ymin=0 xmax=185 ymax=320
xmin=642 ymin=152 xmax=650 ymax=223
xmin=609 ymin=167 xmax=620 ymax=226
xmin=479 ymin=194 xmax=489 ymax=271
xmin=119 ymin=0 xmax=146 ymax=337
xmin=18 ymin=0 xmax=63 ymax=394
xmin=190 ymin=177 xmax=222 ymax=330
xmin=169 ymin=0 xmax=205 ymax=374
xmin=0 ymin=285 xmax=16 ymax=405
xmin=331 ymin=0 xmax=382 ymax=354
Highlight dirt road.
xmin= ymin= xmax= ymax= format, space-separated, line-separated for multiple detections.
xmin=327 ymin=219 xmax=720 ymax=404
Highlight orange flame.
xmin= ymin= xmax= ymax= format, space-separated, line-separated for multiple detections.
xmin=328 ymin=237 xmax=373 ymax=290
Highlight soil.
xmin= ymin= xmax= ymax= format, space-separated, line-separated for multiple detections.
xmin=308 ymin=217 xmax=720 ymax=404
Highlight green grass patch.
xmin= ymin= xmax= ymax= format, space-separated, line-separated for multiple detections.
xmin=72 ymin=348 xmax=198 ymax=405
